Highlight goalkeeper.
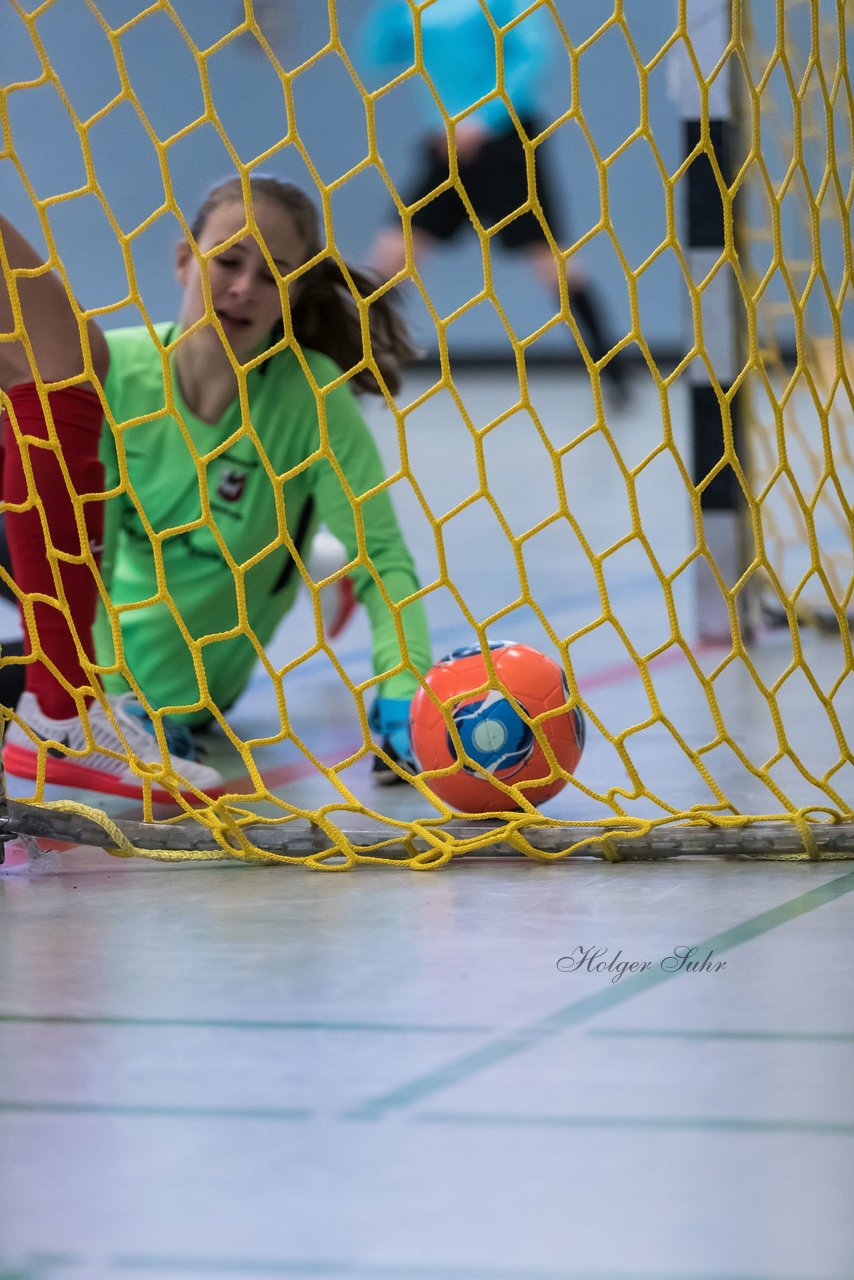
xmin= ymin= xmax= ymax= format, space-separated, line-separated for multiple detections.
xmin=0 ymin=176 xmax=430 ymax=797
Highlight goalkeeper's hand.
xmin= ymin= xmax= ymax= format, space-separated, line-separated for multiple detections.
xmin=369 ymin=696 xmax=418 ymax=783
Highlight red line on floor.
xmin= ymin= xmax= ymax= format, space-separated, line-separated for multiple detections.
xmin=99 ymin=640 xmax=728 ymax=822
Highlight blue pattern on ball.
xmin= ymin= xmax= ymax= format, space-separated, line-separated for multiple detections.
xmin=442 ymin=640 xmax=516 ymax=663
xmin=450 ymin=690 xmax=535 ymax=778
xmin=561 ymin=672 xmax=586 ymax=752
xmin=571 ymin=706 xmax=586 ymax=752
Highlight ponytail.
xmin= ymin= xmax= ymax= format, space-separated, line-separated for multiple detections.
xmin=292 ymin=259 xmax=417 ymax=396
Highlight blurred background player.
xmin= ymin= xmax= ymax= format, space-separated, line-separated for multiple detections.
xmin=356 ymin=0 xmax=633 ymax=410
xmin=0 ymin=176 xmax=431 ymax=795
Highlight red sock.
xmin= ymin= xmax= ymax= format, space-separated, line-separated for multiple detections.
xmin=1 ymin=383 xmax=105 ymax=719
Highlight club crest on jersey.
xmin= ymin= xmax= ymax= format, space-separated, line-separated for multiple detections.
xmin=217 ymin=467 xmax=247 ymax=502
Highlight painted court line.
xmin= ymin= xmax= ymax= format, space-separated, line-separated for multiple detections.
xmin=589 ymin=1028 xmax=854 ymax=1043
xmin=263 ymin=571 xmax=664 ymax=694
xmin=0 ymin=1259 xmax=845 ymax=1280
xmin=417 ymin=1112 xmax=854 ymax=1136
xmin=0 ymin=1101 xmax=314 ymax=1122
xmin=90 ymin=1259 xmax=849 ymax=1280
xmin=227 ymin=640 xmax=724 ymax=794
xmin=343 ymin=870 xmax=854 ymax=1120
xmin=0 ymin=1013 xmax=492 ymax=1035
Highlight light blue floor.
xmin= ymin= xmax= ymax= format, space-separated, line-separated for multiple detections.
xmin=1 ymin=856 xmax=853 ymax=1278
xmin=1 ymin=369 xmax=853 ymax=1278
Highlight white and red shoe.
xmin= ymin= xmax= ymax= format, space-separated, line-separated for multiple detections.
xmin=3 ymin=690 xmax=223 ymax=803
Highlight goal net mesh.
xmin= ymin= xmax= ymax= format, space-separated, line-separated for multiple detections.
xmin=0 ymin=0 xmax=851 ymax=868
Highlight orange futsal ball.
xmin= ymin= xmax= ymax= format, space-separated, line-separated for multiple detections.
xmin=409 ymin=641 xmax=585 ymax=813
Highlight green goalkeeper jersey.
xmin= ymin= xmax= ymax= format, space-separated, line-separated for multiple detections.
xmin=94 ymin=324 xmax=431 ymax=724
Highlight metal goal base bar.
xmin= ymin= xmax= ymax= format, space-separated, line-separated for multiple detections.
xmin=1 ymin=800 xmax=853 ymax=864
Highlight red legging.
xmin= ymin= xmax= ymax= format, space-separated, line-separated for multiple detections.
xmin=1 ymin=382 xmax=105 ymax=718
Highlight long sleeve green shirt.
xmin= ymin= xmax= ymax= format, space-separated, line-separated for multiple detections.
xmin=94 ymin=324 xmax=431 ymax=725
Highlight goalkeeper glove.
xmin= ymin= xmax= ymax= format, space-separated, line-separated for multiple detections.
xmin=369 ymin=696 xmax=417 ymax=783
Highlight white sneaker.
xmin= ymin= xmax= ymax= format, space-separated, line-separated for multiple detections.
xmin=308 ymin=530 xmax=359 ymax=640
xmin=3 ymin=691 xmax=224 ymax=803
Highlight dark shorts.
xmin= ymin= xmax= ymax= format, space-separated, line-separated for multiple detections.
xmin=404 ymin=116 xmax=563 ymax=251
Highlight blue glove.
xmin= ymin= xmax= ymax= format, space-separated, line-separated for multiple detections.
xmin=369 ymin=696 xmax=417 ymax=778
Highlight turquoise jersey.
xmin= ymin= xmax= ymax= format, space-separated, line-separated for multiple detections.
xmin=94 ymin=324 xmax=431 ymax=724
xmin=356 ymin=0 xmax=551 ymax=133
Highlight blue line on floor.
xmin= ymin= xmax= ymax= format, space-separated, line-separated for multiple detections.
xmin=416 ymin=1112 xmax=854 ymax=1135
xmin=0 ymin=1013 xmax=493 ymax=1035
xmin=588 ymin=1028 xmax=854 ymax=1042
xmin=0 ymin=1101 xmax=313 ymax=1122
xmin=342 ymin=871 xmax=854 ymax=1120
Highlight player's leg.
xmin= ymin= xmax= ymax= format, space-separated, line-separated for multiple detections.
xmin=0 ymin=215 xmax=221 ymax=798
xmin=371 ymin=223 xmax=443 ymax=284
xmin=524 ymin=243 xmax=631 ymax=410
xmin=370 ymin=227 xmax=411 ymax=282
xmin=482 ymin=124 xmax=633 ymax=410
xmin=0 ymin=211 xmax=110 ymax=715
xmin=369 ymin=134 xmax=467 ymax=282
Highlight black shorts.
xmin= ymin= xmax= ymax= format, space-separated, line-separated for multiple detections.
xmin=404 ymin=117 xmax=563 ymax=251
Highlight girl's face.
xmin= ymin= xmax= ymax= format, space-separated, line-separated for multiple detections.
xmin=176 ymin=196 xmax=308 ymax=359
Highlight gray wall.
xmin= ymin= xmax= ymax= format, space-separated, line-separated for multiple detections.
xmin=2 ymin=1 xmax=829 ymax=360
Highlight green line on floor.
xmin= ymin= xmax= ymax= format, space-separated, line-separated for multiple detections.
xmin=344 ymin=870 xmax=854 ymax=1119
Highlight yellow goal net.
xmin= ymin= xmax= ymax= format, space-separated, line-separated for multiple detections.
xmin=0 ymin=0 xmax=851 ymax=868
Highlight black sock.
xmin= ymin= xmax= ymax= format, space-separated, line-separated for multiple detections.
xmin=567 ymin=281 xmax=613 ymax=364
xmin=566 ymin=282 xmax=629 ymax=394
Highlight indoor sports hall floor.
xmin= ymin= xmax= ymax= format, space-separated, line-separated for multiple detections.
xmin=1 ymin=368 xmax=853 ymax=1280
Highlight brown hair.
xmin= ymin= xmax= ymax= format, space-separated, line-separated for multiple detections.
xmin=189 ymin=175 xmax=416 ymax=395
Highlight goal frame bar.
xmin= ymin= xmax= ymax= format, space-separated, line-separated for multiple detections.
xmin=2 ymin=798 xmax=852 ymax=866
